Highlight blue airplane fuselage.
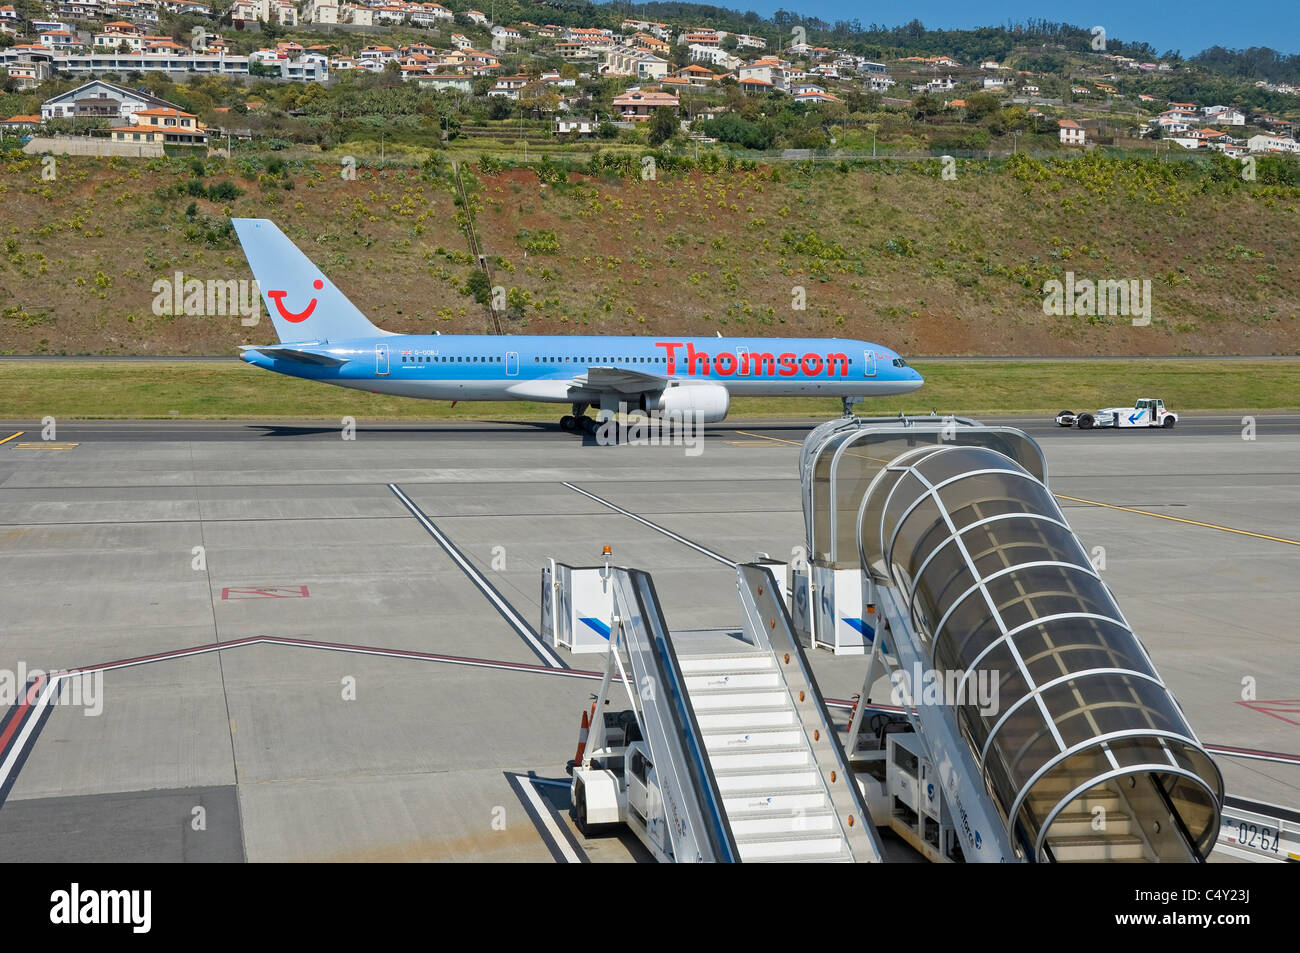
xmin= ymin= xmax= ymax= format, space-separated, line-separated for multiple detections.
xmin=241 ymin=334 xmax=923 ymax=403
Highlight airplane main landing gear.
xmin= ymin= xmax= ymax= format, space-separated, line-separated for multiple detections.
xmin=560 ymin=402 xmax=593 ymax=433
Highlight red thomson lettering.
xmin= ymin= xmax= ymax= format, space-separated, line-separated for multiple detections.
xmin=825 ymin=352 xmax=849 ymax=377
xmin=714 ymin=352 xmax=736 ymax=376
xmin=801 ymin=353 xmax=824 ymax=376
xmin=777 ymin=352 xmax=798 ymax=377
xmin=686 ymin=342 xmax=711 ymax=376
xmin=746 ymin=352 xmax=775 ymax=376
xmin=655 ymin=341 xmax=682 ymax=375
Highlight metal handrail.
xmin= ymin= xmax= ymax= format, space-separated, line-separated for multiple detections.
xmin=736 ymin=562 xmax=883 ymax=862
xmin=609 ymin=568 xmax=739 ymax=863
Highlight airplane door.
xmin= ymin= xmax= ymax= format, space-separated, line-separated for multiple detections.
xmin=735 ymin=345 xmax=750 ymax=376
xmin=375 ymin=343 xmax=389 ymax=376
xmin=506 ymin=351 xmax=519 ymax=377
xmin=863 ymin=350 xmax=877 ymax=377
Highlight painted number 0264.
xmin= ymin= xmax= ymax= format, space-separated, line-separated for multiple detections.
xmin=1237 ymin=821 xmax=1279 ymax=853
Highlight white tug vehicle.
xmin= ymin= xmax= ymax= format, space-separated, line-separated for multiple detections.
xmin=1056 ymin=398 xmax=1178 ymax=429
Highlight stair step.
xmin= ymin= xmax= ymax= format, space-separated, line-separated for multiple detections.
xmin=677 ymin=654 xmax=774 ymax=675
xmin=727 ymin=807 xmax=839 ymax=837
xmin=695 ymin=707 xmax=796 ymax=730
xmin=735 ymin=831 xmax=849 ymax=861
xmin=708 ymin=746 xmax=812 ymax=771
xmin=1045 ymin=810 xmax=1133 ymax=837
xmin=723 ymin=790 xmax=828 ymax=813
xmin=687 ymin=687 xmax=790 ymax=711
xmin=713 ymin=765 xmax=820 ymax=793
xmin=704 ymin=726 xmax=805 ymax=750
xmin=1047 ymin=833 xmax=1147 ymax=862
xmin=1029 ymin=776 xmax=1117 ymax=796
xmin=1027 ymin=788 xmax=1120 ymax=813
xmin=685 ymin=671 xmax=782 ymax=691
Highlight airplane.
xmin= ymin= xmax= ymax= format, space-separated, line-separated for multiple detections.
xmin=231 ymin=218 xmax=924 ymax=431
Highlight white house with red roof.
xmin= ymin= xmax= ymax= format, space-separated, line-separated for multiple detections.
xmin=111 ymin=106 xmax=206 ymax=146
xmin=612 ymin=87 xmax=678 ymax=121
xmin=39 ymin=29 xmax=82 ymax=50
xmin=1248 ymin=133 xmax=1300 ymax=154
xmin=794 ymin=89 xmax=842 ymax=105
xmin=1058 ymin=119 xmax=1086 ymax=146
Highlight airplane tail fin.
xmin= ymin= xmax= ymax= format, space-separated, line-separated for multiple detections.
xmin=231 ymin=218 xmax=387 ymax=343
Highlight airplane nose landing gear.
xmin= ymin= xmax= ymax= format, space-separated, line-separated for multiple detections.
xmin=842 ymin=396 xmax=863 ymax=418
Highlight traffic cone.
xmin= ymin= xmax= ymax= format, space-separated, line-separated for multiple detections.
xmin=573 ymin=709 xmax=591 ymax=766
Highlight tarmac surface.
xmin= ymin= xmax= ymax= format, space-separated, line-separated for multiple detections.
xmin=0 ymin=413 xmax=1297 ymax=862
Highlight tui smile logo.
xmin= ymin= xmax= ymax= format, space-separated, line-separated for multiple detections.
xmin=267 ymin=279 xmax=323 ymax=323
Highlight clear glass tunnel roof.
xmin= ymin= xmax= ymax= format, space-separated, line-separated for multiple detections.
xmin=843 ymin=437 xmax=1222 ymax=860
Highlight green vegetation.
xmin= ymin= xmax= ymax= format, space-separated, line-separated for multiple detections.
xmin=0 ymin=360 xmax=1293 ymax=420
xmin=1 ymin=146 xmax=1297 ymax=357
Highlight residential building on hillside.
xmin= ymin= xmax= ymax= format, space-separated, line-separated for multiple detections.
xmin=40 ymin=79 xmax=176 ymax=120
xmin=612 ymin=87 xmax=678 ymax=120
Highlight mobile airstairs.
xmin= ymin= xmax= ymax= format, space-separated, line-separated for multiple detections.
xmin=556 ymin=561 xmax=882 ymax=862
xmin=547 ymin=416 xmax=1243 ymax=863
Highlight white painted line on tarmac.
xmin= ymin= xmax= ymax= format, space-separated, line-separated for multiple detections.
xmin=0 ymin=676 xmax=59 ymax=798
xmin=389 ymin=483 xmax=566 ymax=668
xmin=518 ymin=777 xmax=582 ymax=864
xmin=561 ymin=482 xmax=737 ymax=568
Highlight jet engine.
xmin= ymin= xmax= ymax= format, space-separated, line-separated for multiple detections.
xmin=642 ymin=383 xmax=730 ymax=423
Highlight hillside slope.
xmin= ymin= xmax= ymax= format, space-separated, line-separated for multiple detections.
xmin=1 ymin=151 xmax=1296 ymax=355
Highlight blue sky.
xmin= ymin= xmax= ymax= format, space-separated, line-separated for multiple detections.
xmin=739 ymin=1 xmax=1300 ymax=57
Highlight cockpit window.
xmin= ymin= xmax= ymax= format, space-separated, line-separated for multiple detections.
xmin=892 ymin=358 xmax=909 ymax=368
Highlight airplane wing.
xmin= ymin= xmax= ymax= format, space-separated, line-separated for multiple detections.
xmin=572 ymin=365 xmax=667 ymax=395
xmin=241 ymin=345 xmax=349 ymax=367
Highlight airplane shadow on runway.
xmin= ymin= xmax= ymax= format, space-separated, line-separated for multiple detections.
xmin=247 ymin=421 xmax=564 ymax=439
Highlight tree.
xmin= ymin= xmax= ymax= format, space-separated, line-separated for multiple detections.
xmin=962 ymin=92 xmax=1000 ymax=122
xmin=465 ymin=269 xmax=491 ymax=305
xmin=518 ymin=81 xmax=560 ymax=117
xmin=647 ymin=104 xmax=677 ymax=146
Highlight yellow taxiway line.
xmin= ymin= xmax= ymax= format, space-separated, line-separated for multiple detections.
xmin=1053 ymin=494 xmax=1300 ymax=547
xmin=732 ymin=430 xmax=1300 ymax=547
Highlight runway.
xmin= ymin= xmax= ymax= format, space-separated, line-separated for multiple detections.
xmin=3 ymin=411 xmax=1300 ymax=444
xmin=0 ymin=414 xmax=1296 ymax=861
